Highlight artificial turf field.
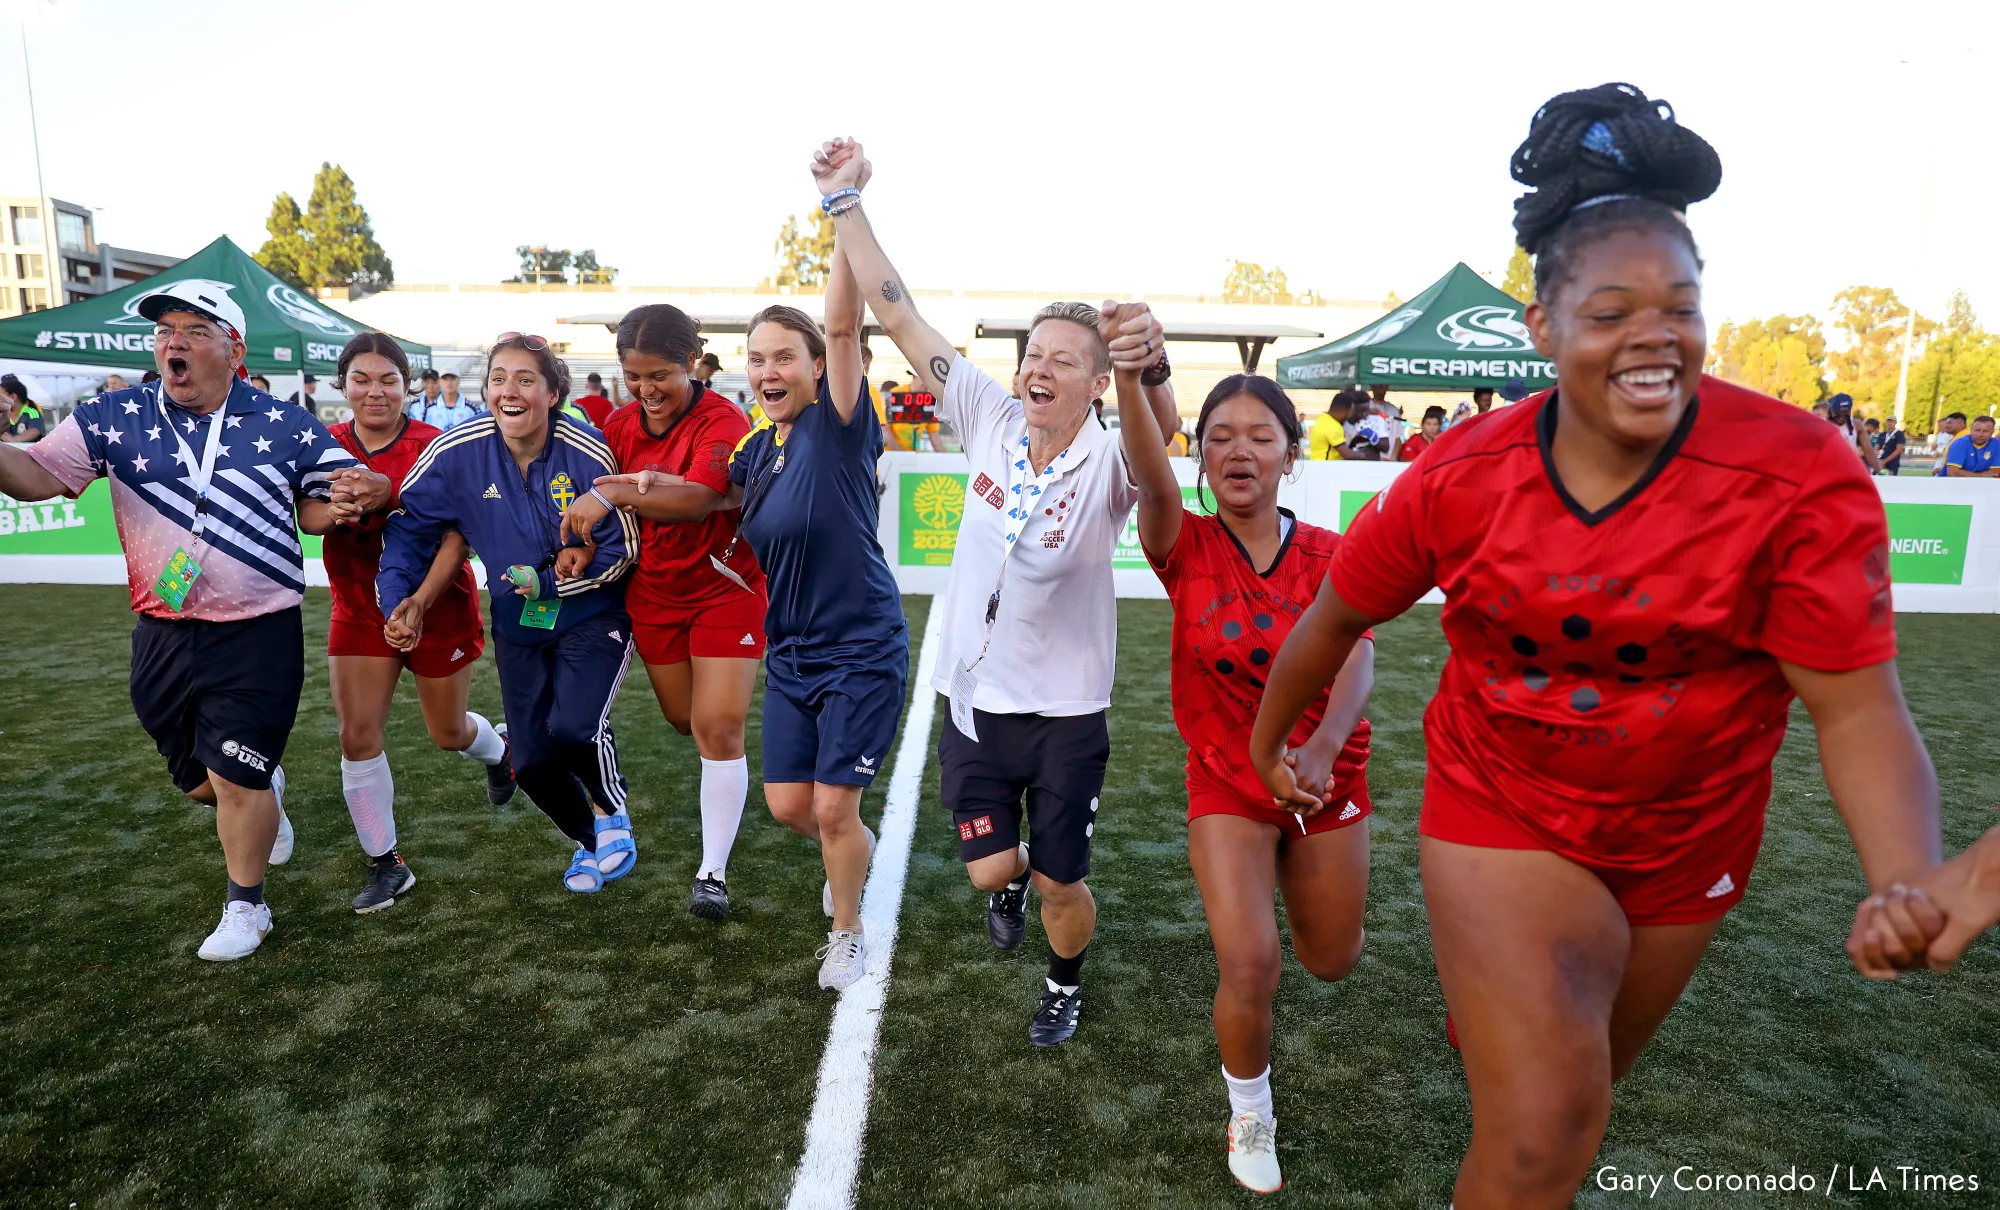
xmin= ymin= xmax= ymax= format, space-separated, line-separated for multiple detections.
xmin=1 ymin=585 xmax=1996 ymax=1210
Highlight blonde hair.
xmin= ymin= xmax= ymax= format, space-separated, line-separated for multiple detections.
xmin=1029 ymin=301 xmax=1109 ymax=375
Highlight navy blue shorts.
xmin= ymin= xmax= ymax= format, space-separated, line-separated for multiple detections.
xmin=129 ymin=607 xmax=303 ymax=794
xmin=761 ymin=641 xmax=909 ymax=787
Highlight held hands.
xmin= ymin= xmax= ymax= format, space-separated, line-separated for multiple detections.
xmin=503 ymin=564 xmax=540 ymax=600
xmin=1097 ymin=301 xmax=1166 ymax=374
xmin=1285 ymin=738 xmax=1344 ymax=819
xmin=1255 ymin=743 xmax=1325 ymax=817
xmin=382 ymin=597 xmax=426 ymax=652
xmin=810 ymin=137 xmax=871 ymax=196
xmin=1862 ymin=824 xmax=2000 ymax=976
xmin=553 ymin=545 xmax=593 ymax=582
xmin=328 ymin=467 xmax=392 ymax=525
xmin=558 ymin=489 xmax=610 ymax=548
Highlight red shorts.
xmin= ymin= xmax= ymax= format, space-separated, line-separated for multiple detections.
xmin=1187 ymin=770 xmax=1373 ymax=837
xmin=632 ymin=592 xmax=768 ymax=666
xmin=327 ymin=616 xmax=484 ymax=679
xmin=1418 ymin=785 xmax=1764 ymax=926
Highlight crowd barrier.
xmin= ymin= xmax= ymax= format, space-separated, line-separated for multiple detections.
xmin=4 ymin=454 xmax=1999 ymax=612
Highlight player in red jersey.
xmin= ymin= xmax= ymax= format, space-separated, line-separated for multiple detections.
xmin=1108 ymin=330 xmax=1374 ymax=1195
xmin=1249 ymin=85 xmax=1965 ymax=1210
xmin=324 ymin=334 xmax=515 ymax=914
xmin=559 ymin=305 xmax=768 ymax=921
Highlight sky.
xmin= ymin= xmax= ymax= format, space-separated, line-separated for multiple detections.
xmin=2 ymin=0 xmax=1996 ymax=333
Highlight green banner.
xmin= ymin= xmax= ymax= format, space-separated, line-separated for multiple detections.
xmin=0 ymin=480 xmax=119 ymax=552
xmin=1111 ymin=486 xmax=1208 ymax=569
xmin=1338 ymin=490 xmax=1377 ymax=532
xmin=899 ymin=470 xmax=967 ymax=566
xmin=1884 ymin=503 xmax=1972 ymax=585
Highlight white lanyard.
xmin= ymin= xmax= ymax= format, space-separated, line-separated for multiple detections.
xmin=966 ymin=431 xmax=1077 ymax=673
xmin=155 ymin=385 xmax=229 ymax=543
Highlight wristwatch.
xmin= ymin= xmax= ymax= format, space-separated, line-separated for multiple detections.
xmin=1141 ymin=348 xmax=1172 ymax=387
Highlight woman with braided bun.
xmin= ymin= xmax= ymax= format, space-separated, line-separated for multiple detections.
xmin=1250 ymin=83 xmax=1974 ymax=1208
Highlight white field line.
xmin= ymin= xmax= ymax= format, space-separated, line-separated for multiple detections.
xmin=784 ymin=603 xmax=944 ymax=1210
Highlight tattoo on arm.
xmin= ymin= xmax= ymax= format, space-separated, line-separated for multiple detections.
xmin=929 ymin=355 xmax=951 ymax=384
xmin=881 ymin=279 xmax=905 ymax=304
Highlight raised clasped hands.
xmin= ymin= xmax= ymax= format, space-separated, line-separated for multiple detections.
xmin=1098 ymin=300 xmax=1165 ymax=374
xmin=811 ymin=137 xmax=871 ymax=196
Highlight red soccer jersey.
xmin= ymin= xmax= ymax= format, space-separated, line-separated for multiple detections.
xmin=602 ymin=385 xmax=768 ymax=617
xmin=325 ymin=418 xmax=482 ymax=635
xmin=575 ymin=394 xmax=615 ymax=429
xmin=1154 ymin=511 xmax=1371 ymax=806
xmin=1328 ymin=375 xmax=1895 ymax=870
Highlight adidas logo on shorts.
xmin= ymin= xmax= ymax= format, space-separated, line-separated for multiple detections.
xmin=450 ymin=648 xmax=464 ymax=661
xmin=482 ymin=483 xmax=501 ymax=499
xmin=740 ymin=633 xmax=755 ymax=646
xmin=1338 ymin=802 xmax=1361 ymax=821
xmin=1705 ymin=872 xmax=1736 ymax=899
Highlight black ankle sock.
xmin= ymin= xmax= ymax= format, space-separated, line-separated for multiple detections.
xmin=1047 ymin=945 xmax=1087 ymax=989
xmin=373 ymin=849 xmax=400 ymax=866
xmin=227 ymin=878 xmax=264 ymax=906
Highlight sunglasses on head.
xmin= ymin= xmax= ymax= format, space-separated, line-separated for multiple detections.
xmin=495 ymin=332 xmax=551 ymax=352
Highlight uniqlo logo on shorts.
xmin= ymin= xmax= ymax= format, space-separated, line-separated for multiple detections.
xmin=972 ymin=815 xmax=994 ymax=837
xmin=958 ymin=820 xmax=975 ymax=842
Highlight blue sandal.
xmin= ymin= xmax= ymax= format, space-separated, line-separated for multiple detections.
xmin=563 ymin=848 xmax=603 ymax=893
xmin=594 ymin=812 xmax=638 ymax=882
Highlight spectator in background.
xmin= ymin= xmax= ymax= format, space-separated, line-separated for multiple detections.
xmin=413 ymin=368 xmax=442 ymax=413
xmin=1875 ymin=415 xmax=1906 ymax=475
xmin=424 ymin=372 xmax=481 ymax=431
xmin=1469 ymin=386 xmax=1495 ymax=416
xmin=287 ymin=373 xmax=319 ymax=407
xmin=1945 ymin=415 xmax=2000 ymax=478
xmin=1308 ymin=390 xmax=1355 ymax=459
xmin=1500 ymin=376 xmax=1532 ymax=405
xmin=105 ymin=373 xmax=130 ymax=394
xmin=247 ymin=375 xmax=269 ymax=393
xmin=1346 ymin=392 xmax=1394 ymax=459
xmin=693 ymin=352 xmax=722 ymax=389
xmin=1 ymin=374 xmax=43 ymax=443
xmin=1400 ymin=405 xmax=1446 ymax=461
xmin=1933 ymin=412 xmax=1968 ymax=476
xmin=1825 ymin=393 xmax=1882 ymax=474
xmin=573 ymin=372 xmax=615 ymax=428
xmin=141 ymin=370 xmax=160 ymax=385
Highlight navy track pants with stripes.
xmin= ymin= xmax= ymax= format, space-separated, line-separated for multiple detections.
xmin=492 ymin=610 xmax=633 ymax=849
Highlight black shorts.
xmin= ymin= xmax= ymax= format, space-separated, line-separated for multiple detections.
xmin=939 ymin=708 xmax=1109 ymax=885
xmin=130 ymin=607 xmax=304 ymax=794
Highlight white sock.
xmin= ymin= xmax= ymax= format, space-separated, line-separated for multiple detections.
xmin=1223 ymin=1065 xmax=1274 ymax=1125
xmin=341 ymin=753 xmax=396 ymax=857
xmin=697 ymin=756 xmax=748 ymax=881
xmin=459 ymin=711 xmax=505 ymax=765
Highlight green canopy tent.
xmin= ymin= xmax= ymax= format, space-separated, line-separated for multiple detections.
xmin=1276 ymin=262 xmax=1552 ymax=393
xmin=0 ymin=235 xmax=430 ymax=386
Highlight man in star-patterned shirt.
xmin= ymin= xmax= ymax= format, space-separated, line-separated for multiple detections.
xmin=0 ymin=280 xmax=389 ymax=963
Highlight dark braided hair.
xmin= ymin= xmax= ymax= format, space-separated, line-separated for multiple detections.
xmin=616 ymin=303 xmax=705 ymax=364
xmin=1192 ymin=374 xmax=1302 ymax=514
xmin=1511 ymin=83 xmax=1721 ymax=302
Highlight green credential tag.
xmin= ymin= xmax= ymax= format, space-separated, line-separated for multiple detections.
xmin=520 ymin=598 xmax=562 ymax=630
xmin=154 ymin=547 xmax=202 ymax=612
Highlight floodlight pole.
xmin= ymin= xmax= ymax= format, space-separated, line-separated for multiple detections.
xmin=1893 ymin=68 xmax=1941 ymax=430
xmin=20 ymin=18 xmax=54 ymax=303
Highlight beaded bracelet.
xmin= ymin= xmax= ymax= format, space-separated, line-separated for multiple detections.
xmin=820 ymin=188 xmax=860 ymax=214
xmin=827 ymin=197 xmax=863 ymax=218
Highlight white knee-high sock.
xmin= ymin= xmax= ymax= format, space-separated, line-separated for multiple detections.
xmin=697 ymin=756 xmax=748 ymax=880
xmin=1224 ymin=1065 xmax=1274 ymax=1125
xmin=458 ymin=711 xmax=506 ymax=765
xmin=341 ymin=753 xmax=397 ymax=857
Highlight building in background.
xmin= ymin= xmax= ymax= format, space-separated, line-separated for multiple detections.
xmin=0 ymin=197 xmax=181 ymax=318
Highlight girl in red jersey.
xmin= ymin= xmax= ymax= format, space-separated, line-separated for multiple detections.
xmin=557 ymin=305 xmax=767 ymax=921
xmin=325 ymin=333 xmax=514 ymax=914
xmin=1107 ymin=309 xmax=1374 ymax=1195
xmin=1250 ymin=85 xmax=1958 ymax=1210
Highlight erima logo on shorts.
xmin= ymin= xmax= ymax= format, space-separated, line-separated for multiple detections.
xmin=1339 ymin=802 xmax=1361 ymax=821
xmin=1705 ymin=873 xmax=1736 ymax=899
xmin=220 ymin=739 xmax=270 ymax=773
xmin=958 ymin=815 xmax=995 ymax=842
xmin=854 ymin=754 xmax=877 ymax=775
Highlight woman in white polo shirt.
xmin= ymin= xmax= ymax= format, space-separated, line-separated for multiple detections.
xmin=811 ymin=136 xmax=1182 ymax=1046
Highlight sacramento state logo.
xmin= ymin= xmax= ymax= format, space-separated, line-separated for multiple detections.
xmin=913 ymin=474 xmax=964 ymax=531
xmin=1436 ymin=305 xmax=1534 ymax=351
xmin=548 ymin=472 xmax=577 ymax=510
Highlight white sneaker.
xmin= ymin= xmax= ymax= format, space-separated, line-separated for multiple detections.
xmin=822 ymin=824 xmax=876 ymax=917
xmin=267 ymin=766 xmax=293 ymax=865
xmin=816 ymin=929 xmax=865 ymax=990
xmin=1226 ymin=1112 xmax=1281 ymax=1194
xmin=197 ymin=900 xmax=274 ymax=962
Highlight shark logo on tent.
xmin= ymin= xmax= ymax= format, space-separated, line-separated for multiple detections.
xmin=1437 ymin=305 xmax=1534 ymax=352
xmin=265 ymin=284 xmax=358 ymax=336
xmin=1324 ymin=307 xmax=1424 ymax=354
xmin=105 ymin=279 xmax=240 ymax=327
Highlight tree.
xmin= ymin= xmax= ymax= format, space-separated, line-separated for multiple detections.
xmin=509 ymin=246 xmax=571 ymax=285
xmin=1500 ymin=246 xmax=1534 ymax=304
xmin=1906 ymin=290 xmax=1997 ymax=436
xmin=573 ymin=249 xmax=617 ymax=286
xmin=255 ymin=163 xmax=393 ymax=292
xmin=1223 ymin=261 xmax=1293 ymax=304
xmin=1826 ymin=285 xmax=1934 ymax=412
xmin=1706 ymin=314 xmax=1827 ymax=405
xmin=766 ymin=213 xmax=835 ymax=289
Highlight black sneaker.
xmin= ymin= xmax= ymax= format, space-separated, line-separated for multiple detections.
xmin=987 ymin=859 xmax=1030 ymax=950
xmin=487 ymin=725 xmax=517 ymax=806
xmin=353 ymin=852 xmax=416 ymax=914
xmin=1030 ymin=982 xmax=1082 ymax=1047
xmin=690 ymin=875 xmax=730 ymax=921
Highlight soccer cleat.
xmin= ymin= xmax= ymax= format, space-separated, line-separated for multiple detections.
xmin=987 ymin=856 xmax=1031 ymax=950
xmin=197 ymin=900 xmax=273 ymax=961
xmin=487 ymin=725 xmax=517 ymax=806
xmin=352 ymin=852 xmax=416 ymax=914
xmin=267 ymin=765 xmax=293 ymax=865
xmin=690 ymin=875 xmax=730 ymax=921
xmin=816 ymin=929 xmax=865 ymax=991
xmin=1226 ymin=1112 xmax=1282 ymax=1194
xmin=1029 ymin=982 xmax=1083 ymax=1047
